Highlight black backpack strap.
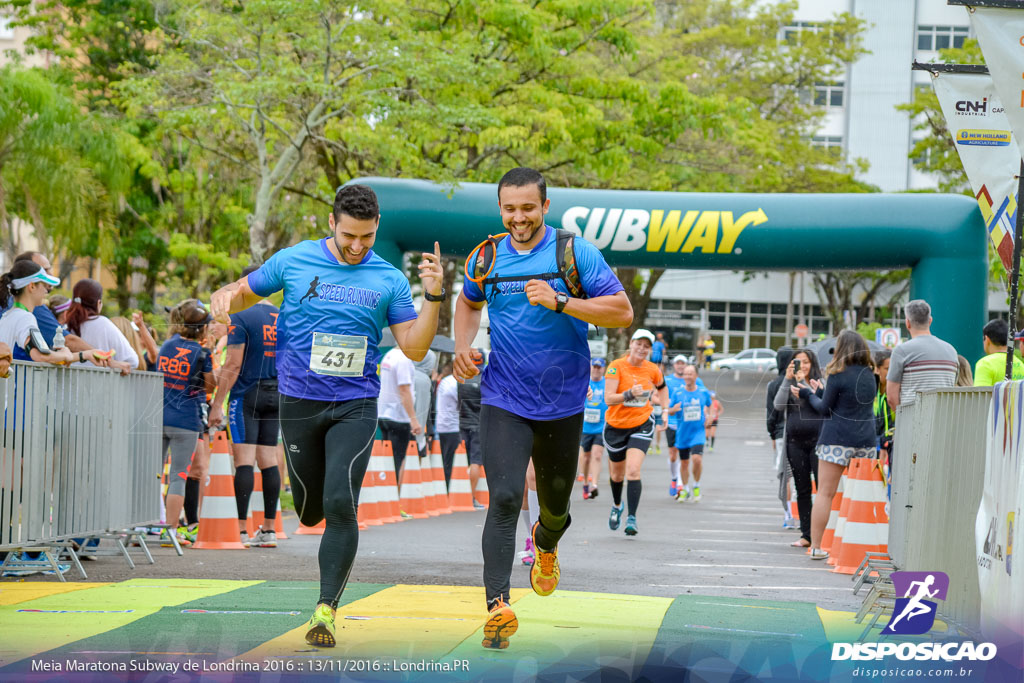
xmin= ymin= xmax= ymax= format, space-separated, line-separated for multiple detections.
xmin=555 ymin=229 xmax=587 ymax=299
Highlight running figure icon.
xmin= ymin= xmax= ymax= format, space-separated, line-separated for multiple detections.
xmin=299 ymin=276 xmax=321 ymax=304
xmin=888 ymin=574 xmax=939 ymax=630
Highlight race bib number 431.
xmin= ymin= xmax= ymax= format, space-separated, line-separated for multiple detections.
xmin=310 ymin=332 xmax=367 ymax=377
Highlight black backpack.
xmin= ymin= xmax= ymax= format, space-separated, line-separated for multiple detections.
xmin=471 ymin=229 xmax=586 ymax=302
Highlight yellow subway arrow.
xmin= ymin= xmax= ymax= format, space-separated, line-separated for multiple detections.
xmin=718 ymin=208 xmax=768 ymax=254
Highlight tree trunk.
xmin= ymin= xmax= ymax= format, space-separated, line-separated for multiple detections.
xmin=606 ymin=267 xmax=665 ymax=358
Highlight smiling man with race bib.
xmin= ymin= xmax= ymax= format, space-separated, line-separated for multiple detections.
xmin=211 ymin=184 xmax=445 ymax=648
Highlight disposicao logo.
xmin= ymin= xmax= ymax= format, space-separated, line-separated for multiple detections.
xmin=560 ymin=206 xmax=767 ymax=254
xmin=830 ymin=571 xmax=998 ymax=663
xmin=956 ymin=129 xmax=1011 ymax=147
xmin=884 ymin=570 xmax=949 ymax=635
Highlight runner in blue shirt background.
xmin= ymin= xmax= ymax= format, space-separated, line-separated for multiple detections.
xmin=580 ymin=357 xmax=607 ymax=500
xmin=210 ymin=265 xmax=282 ymax=549
xmin=453 ymin=167 xmax=633 ymax=650
xmin=664 ymin=355 xmax=706 ymax=496
xmin=669 ymin=364 xmax=712 ymax=503
xmin=211 ymin=184 xmax=444 ymax=648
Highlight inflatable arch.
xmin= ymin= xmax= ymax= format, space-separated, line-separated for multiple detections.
xmin=355 ymin=178 xmax=988 ymax=359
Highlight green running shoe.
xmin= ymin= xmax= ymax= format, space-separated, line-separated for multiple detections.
xmin=305 ymin=603 xmax=336 ymax=647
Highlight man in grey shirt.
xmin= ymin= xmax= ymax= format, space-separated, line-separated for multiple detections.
xmin=886 ymin=299 xmax=958 ymax=409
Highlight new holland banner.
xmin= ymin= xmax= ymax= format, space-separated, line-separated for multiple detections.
xmin=977 ymin=381 xmax=1024 ymax=652
xmin=932 ymin=70 xmax=1018 ymax=270
xmin=970 ymin=7 xmax=1024 ymax=162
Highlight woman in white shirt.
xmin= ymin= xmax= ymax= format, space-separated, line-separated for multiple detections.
xmin=65 ymin=278 xmax=139 ymax=370
xmin=435 ymin=361 xmax=461 ymax=488
xmin=0 ymin=261 xmax=75 ymax=365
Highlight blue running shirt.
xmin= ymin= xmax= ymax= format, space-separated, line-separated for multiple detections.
xmin=462 ymin=226 xmax=623 ymax=420
xmin=665 ymin=375 xmax=705 ymax=429
xmin=247 ymin=239 xmax=417 ymax=402
xmin=158 ymin=334 xmax=212 ymax=431
xmin=671 ymin=384 xmax=711 ymax=449
xmin=226 ymin=302 xmax=279 ymax=398
xmin=583 ymin=378 xmax=607 ymax=435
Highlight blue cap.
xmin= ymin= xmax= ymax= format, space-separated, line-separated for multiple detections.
xmin=591 ymin=357 xmax=607 ymax=367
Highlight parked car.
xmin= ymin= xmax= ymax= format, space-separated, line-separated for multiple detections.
xmin=710 ymin=348 xmax=777 ymax=372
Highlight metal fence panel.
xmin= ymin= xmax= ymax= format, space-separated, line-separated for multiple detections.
xmin=891 ymin=386 xmax=991 ymax=635
xmin=0 ymin=362 xmax=163 ymax=550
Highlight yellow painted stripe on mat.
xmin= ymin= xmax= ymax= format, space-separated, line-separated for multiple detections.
xmin=0 ymin=582 xmax=109 ymax=606
xmin=239 ymin=586 xmax=530 ymax=662
xmin=815 ymin=607 xmax=949 ymax=643
xmin=0 ymin=579 xmax=259 ymax=667
xmin=447 ymin=591 xmax=672 ymax=674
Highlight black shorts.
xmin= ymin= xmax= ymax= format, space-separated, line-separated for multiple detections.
xmin=581 ymin=432 xmax=603 ymax=452
xmin=665 ymin=427 xmax=677 ymax=447
xmin=678 ymin=443 xmax=704 ymax=461
xmin=708 ymin=420 xmax=719 ymax=428
xmin=603 ymin=418 xmax=655 ymax=462
xmin=228 ymin=378 xmax=281 ymax=446
xmin=460 ymin=427 xmax=483 ymax=466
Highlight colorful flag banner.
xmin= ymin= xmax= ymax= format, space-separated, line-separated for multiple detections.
xmin=932 ymin=70 xmax=1019 ymax=270
xmin=969 ymin=7 xmax=1024 ymax=162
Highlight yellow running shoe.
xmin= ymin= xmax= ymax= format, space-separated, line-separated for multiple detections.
xmin=482 ymin=598 xmax=518 ymax=649
xmin=530 ymin=522 xmax=560 ymax=596
xmin=305 ymin=603 xmax=336 ymax=647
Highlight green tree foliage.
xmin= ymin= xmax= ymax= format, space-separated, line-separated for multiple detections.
xmin=0 ymin=67 xmax=131 ymax=267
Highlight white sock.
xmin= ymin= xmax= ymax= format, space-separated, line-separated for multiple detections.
xmin=528 ymin=488 xmax=540 ymax=529
xmin=670 ymin=460 xmax=680 ymax=481
xmin=520 ymin=509 xmax=531 ymax=533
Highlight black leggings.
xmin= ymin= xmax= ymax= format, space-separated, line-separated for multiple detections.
xmin=279 ymin=395 xmax=377 ymax=608
xmin=480 ymin=405 xmax=583 ymax=604
xmin=786 ymin=436 xmax=819 ymax=542
xmin=439 ymin=432 xmax=461 ymax=488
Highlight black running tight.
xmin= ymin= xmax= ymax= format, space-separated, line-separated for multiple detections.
xmin=480 ymin=405 xmax=583 ymax=604
xmin=279 ymin=396 xmax=377 ymax=608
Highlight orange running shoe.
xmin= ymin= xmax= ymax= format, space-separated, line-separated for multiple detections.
xmin=482 ymin=598 xmax=518 ymax=649
xmin=530 ymin=521 xmax=560 ymax=596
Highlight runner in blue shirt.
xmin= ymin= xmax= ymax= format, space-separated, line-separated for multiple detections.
xmin=211 ymin=185 xmax=444 ymax=648
xmin=157 ymin=300 xmax=215 ymax=548
xmin=210 ymin=265 xmax=282 ymax=549
xmin=453 ymin=167 xmax=633 ymax=650
xmin=580 ymin=358 xmax=607 ymax=500
xmin=664 ymin=355 xmax=707 ymax=496
xmin=669 ymin=364 xmax=712 ymax=502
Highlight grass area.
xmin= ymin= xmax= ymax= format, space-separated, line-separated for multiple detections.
xmin=279 ymin=490 xmax=294 ymax=511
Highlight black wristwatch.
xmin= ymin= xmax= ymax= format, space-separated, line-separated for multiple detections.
xmin=424 ymin=288 xmax=447 ymax=302
xmin=78 ymin=351 xmax=85 ymax=363
xmin=555 ymin=291 xmax=569 ymax=313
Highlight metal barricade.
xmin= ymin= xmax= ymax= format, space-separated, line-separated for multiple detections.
xmin=1 ymin=361 xmax=163 ymax=569
xmin=890 ymin=386 xmax=991 ymax=636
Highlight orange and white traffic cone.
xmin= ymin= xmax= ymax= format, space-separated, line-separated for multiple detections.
xmin=357 ymin=466 xmax=379 ymax=529
xmin=833 ymin=458 xmax=888 ymax=575
xmin=448 ymin=448 xmax=475 ymax=512
xmin=428 ymin=444 xmax=451 ymax=515
xmin=474 ymin=466 xmax=490 ymax=507
xmin=820 ymin=473 xmax=845 ymax=555
xmin=399 ymin=453 xmax=429 ymax=519
xmin=827 ymin=463 xmax=857 ymax=566
xmin=192 ymin=432 xmax=246 ymax=550
xmin=294 ymin=520 xmax=325 ymax=535
xmin=374 ymin=441 xmax=402 ymax=524
xmin=417 ymin=442 xmax=441 ymax=517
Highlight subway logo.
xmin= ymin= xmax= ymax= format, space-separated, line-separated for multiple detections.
xmin=560 ymin=207 xmax=767 ymax=254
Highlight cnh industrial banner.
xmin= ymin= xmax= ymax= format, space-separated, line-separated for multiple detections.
xmin=931 ymin=70 xmax=1019 ymax=270
xmin=969 ymin=6 xmax=1024 ymax=161
xmin=977 ymin=380 xmax=1024 ymax=661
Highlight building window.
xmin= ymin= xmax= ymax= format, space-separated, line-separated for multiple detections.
xmin=708 ymin=315 xmax=725 ymax=330
xmin=813 ymin=82 xmax=845 ymax=108
xmin=685 ymin=300 xmax=704 ymax=312
xmin=781 ymin=21 xmax=821 ymax=44
xmin=811 ymin=136 xmax=843 ymax=156
xmin=728 ymin=315 xmax=746 ymax=332
xmin=917 ymin=25 xmax=969 ymax=51
xmin=750 ymin=303 xmax=768 ymax=315
xmin=0 ymin=17 xmax=13 ymax=40
xmin=708 ymin=301 xmax=726 ymax=312
xmin=661 ymin=299 xmax=682 ymax=310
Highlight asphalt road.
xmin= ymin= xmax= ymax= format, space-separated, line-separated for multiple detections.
xmin=40 ymin=369 xmax=863 ymax=612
